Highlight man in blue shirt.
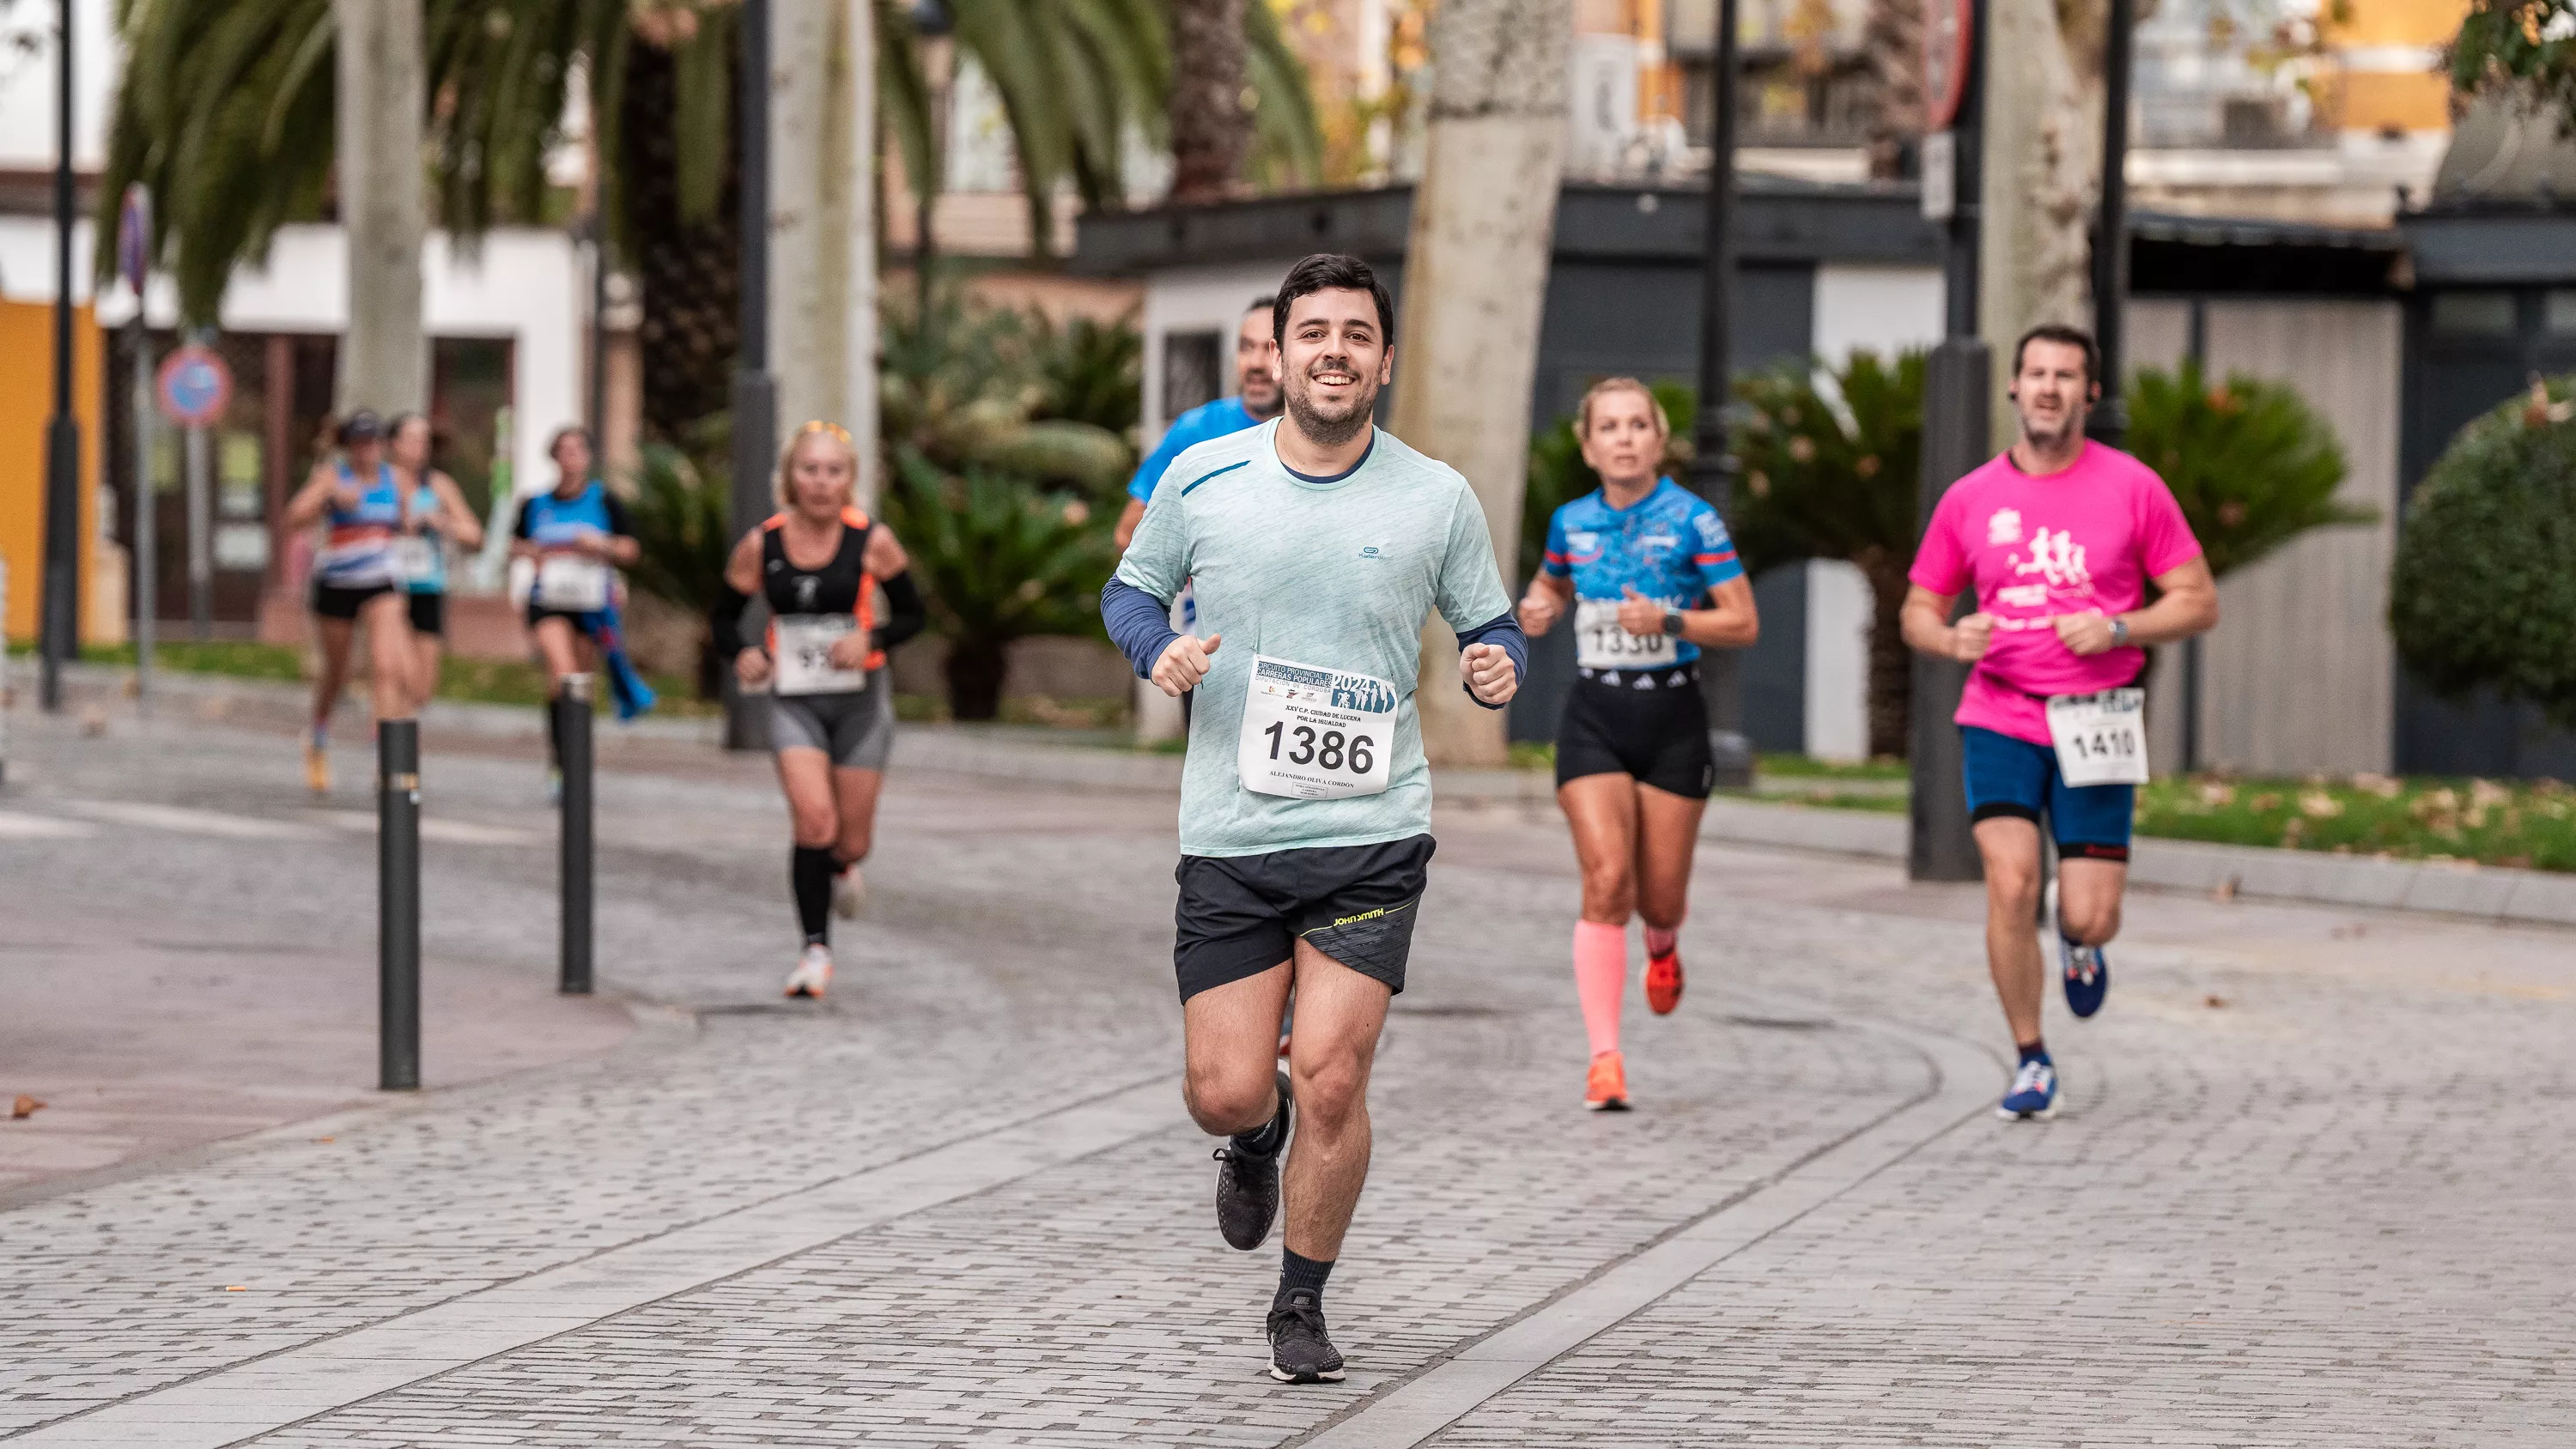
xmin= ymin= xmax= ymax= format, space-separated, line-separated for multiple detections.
xmin=1115 ymin=295 xmax=1285 ymax=549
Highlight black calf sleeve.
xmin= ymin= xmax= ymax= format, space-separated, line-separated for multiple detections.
xmin=792 ymin=845 xmax=836 ymax=944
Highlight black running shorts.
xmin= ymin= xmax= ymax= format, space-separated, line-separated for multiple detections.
xmin=1553 ymin=662 xmax=1715 ymax=799
xmin=1173 ymin=834 xmax=1435 ymax=1002
xmin=311 ymin=581 xmax=397 ymax=621
xmin=407 ymin=591 xmax=446 ymax=638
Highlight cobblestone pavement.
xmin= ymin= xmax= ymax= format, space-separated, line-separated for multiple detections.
xmin=1 ymin=705 xmax=2571 ymax=1446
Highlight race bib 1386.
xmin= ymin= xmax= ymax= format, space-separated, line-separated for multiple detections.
xmin=1237 ymin=654 xmax=1399 ymax=800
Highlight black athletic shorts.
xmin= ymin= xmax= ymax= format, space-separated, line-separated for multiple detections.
xmin=525 ymin=605 xmax=602 ymax=637
xmin=311 ymin=581 xmax=397 ymax=621
xmin=1173 ymin=834 xmax=1435 ymax=1002
xmin=1553 ymin=662 xmax=1715 ymax=799
xmin=407 ymin=591 xmax=446 ymax=637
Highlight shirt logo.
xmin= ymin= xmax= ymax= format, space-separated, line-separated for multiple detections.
xmin=1358 ymin=544 xmax=1383 ymax=560
xmin=1987 ymin=508 xmax=2023 ymax=546
xmin=2012 ymin=527 xmax=2092 ymax=590
xmin=793 ymin=576 xmax=820 ymax=610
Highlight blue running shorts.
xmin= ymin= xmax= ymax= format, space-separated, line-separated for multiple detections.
xmin=1959 ymin=725 xmax=2134 ymax=860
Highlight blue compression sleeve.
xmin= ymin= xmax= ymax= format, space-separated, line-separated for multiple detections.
xmin=1102 ymin=578 xmax=1182 ymax=680
xmin=1453 ymin=611 xmax=1528 ymax=712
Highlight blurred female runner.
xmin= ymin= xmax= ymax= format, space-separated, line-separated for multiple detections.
xmin=386 ymin=411 xmax=484 ymax=712
xmin=1516 ymin=379 xmax=1759 ymax=1111
xmin=714 ymin=421 xmax=927 ymax=997
xmin=283 ymin=410 xmax=415 ymax=795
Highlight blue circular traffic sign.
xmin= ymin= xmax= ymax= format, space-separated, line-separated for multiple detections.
xmin=156 ymin=345 xmax=231 ymax=427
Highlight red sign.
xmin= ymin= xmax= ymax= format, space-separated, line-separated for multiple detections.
xmin=156 ymin=344 xmax=232 ymax=427
xmin=1923 ymin=0 xmax=1975 ymax=132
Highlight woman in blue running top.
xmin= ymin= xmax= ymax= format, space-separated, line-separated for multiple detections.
xmin=386 ymin=412 xmax=484 ymax=715
xmin=1516 ymin=378 xmax=1759 ymax=1112
xmin=511 ymin=427 xmax=641 ymax=786
xmin=283 ymin=410 xmax=417 ymax=795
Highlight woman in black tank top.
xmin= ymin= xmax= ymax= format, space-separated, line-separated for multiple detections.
xmin=713 ymin=422 xmax=927 ymax=998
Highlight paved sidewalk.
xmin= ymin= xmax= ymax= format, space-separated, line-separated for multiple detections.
xmin=1 ymin=703 xmax=2571 ymax=1445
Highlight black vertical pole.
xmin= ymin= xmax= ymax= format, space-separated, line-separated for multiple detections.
xmin=2180 ymin=296 xmax=2207 ymax=773
xmin=2088 ymin=0 xmax=2136 ymax=446
xmin=379 ymin=720 xmax=422 ymax=1090
xmin=725 ymin=0 xmax=778 ymax=751
xmin=1686 ymin=0 xmax=1753 ymax=789
xmin=556 ymin=674 xmax=595 ymax=994
xmin=39 ymin=0 xmax=81 ymax=712
xmin=1908 ymin=0 xmax=1988 ymax=883
xmin=587 ymin=218 xmax=609 ymax=453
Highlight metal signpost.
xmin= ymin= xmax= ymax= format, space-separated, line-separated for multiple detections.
xmin=156 ymin=343 xmax=231 ymax=640
xmin=1686 ymin=0 xmax=1754 ymax=790
xmin=38 ymin=0 xmax=80 ymax=714
xmin=120 ymin=186 xmax=156 ymax=714
xmin=724 ymin=0 xmax=778 ymax=752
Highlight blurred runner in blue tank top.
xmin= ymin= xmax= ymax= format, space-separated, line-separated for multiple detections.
xmin=1115 ymin=296 xmax=1285 ymax=549
xmin=283 ymin=409 xmax=418 ymax=796
xmin=386 ymin=412 xmax=485 ymax=717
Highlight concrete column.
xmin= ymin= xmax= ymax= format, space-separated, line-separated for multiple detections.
xmin=768 ymin=0 xmax=879 ymax=504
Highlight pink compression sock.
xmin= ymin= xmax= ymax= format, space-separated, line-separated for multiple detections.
xmin=1643 ymin=923 xmax=1679 ymax=959
xmin=1573 ymin=920 xmax=1629 ymax=1058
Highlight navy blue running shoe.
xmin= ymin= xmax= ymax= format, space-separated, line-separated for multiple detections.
xmin=2060 ymin=937 xmax=2109 ymax=1018
xmin=1996 ymin=1058 xmax=2061 ymax=1120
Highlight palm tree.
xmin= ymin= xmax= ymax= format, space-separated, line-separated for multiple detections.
xmin=1167 ymin=0 xmax=1249 ymax=203
xmin=100 ymin=0 xmax=1320 ymax=320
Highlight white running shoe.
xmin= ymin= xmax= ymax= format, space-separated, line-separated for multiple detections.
xmin=782 ymin=944 xmax=834 ymax=999
xmin=832 ymin=864 xmax=866 ymax=919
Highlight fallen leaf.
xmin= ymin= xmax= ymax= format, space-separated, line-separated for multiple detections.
xmin=224 ymin=1285 xmax=246 ymax=1293
xmin=312 ymin=1137 xmax=336 ymax=1144
xmin=2203 ymin=994 xmax=2227 ymax=1009
xmin=9 ymin=1095 xmax=42 ymax=1119
xmin=2212 ymin=876 xmax=2239 ymax=902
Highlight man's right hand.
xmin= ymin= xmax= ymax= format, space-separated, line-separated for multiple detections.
xmin=1952 ymin=611 xmax=1996 ymax=663
xmin=1151 ymin=632 xmax=1221 ymax=698
xmin=735 ymin=647 xmax=773 ymax=688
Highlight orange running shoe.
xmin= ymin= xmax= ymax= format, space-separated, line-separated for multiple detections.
xmin=1584 ymin=1051 xmax=1631 ymax=1112
xmin=1645 ymin=948 xmax=1685 ymax=1016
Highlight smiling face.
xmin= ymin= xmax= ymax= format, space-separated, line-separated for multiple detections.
xmin=784 ymin=432 xmax=856 ymax=518
xmin=1279 ymin=287 xmax=1393 ymax=446
xmin=391 ymin=417 xmax=432 ymax=470
xmin=1236 ymin=308 xmax=1283 ymax=418
xmin=2010 ymin=338 xmax=2096 ymax=451
xmin=1577 ymin=385 xmax=1666 ymax=488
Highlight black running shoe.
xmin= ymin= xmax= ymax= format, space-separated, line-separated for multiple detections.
xmin=1214 ymin=1070 xmax=1291 ymax=1250
xmin=1266 ymin=1288 xmax=1346 ymax=1383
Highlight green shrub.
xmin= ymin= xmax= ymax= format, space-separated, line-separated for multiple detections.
xmin=2123 ymin=361 xmax=2369 ymax=579
xmin=879 ymin=451 xmax=1117 ymax=721
xmin=2390 ymin=376 xmax=2576 ymax=724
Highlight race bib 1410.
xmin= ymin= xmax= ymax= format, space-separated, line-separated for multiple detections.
xmin=2045 ymin=688 xmax=2149 ymax=787
xmin=1237 ymin=654 xmax=1398 ymax=800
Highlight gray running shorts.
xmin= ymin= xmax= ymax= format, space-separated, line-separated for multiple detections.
xmin=767 ymin=669 xmax=894 ymax=770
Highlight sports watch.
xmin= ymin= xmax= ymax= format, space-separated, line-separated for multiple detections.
xmin=1662 ymin=609 xmax=1687 ymax=639
xmin=2108 ymin=616 xmax=2130 ymax=647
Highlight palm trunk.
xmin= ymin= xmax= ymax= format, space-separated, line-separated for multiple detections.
xmin=1169 ymin=0 xmax=1252 ymax=203
xmin=623 ymin=39 xmax=742 ymax=440
xmin=1977 ymin=0 xmax=2101 ymax=444
xmin=1395 ymin=0 xmax=1572 ymax=768
xmin=333 ymin=0 xmax=427 ymax=414
xmin=1861 ymin=0 xmax=1925 ymax=182
xmin=945 ymin=634 xmax=1009 ymax=721
xmin=1856 ymin=547 xmax=1915 ymax=758
xmin=770 ymin=1 xmax=878 ymax=502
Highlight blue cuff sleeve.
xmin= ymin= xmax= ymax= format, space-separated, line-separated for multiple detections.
xmin=1453 ymin=610 xmax=1528 ymax=712
xmin=1102 ymin=577 xmax=1181 ymax=680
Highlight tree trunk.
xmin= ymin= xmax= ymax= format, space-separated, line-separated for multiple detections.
xmin=623 ymin=39 xmax=742 ymax=442
xmin=945 ymin=635 xmax=1009 ymax=721
xmin=1168 ymin=0 xmax=1252 ymax=204
xmin=770 ymin=1 xmax=880 ymax=504
xmin=1856 ymin=547 xmax=1915 ymax=759
xmin=1862 ymin=0 xmax=1925 ymax=182
xmin=333 ymin=0 xmax=427 ymax=415
xmin=1978 ymin=0 xmax=2101 ymax=445
xmin=1394 ymin=0 xmax=1571 ymax=768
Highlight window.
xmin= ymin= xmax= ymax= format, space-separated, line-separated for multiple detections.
xmin=2428 ymin=292 xmax=2516 ymax=339
xmin=2545 ymin=290 xmax=2576 ymax=336
xmin=1162 ymin=330 xmax=1222 ymax=422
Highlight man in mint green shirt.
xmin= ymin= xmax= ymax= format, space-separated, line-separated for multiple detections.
xmin=1100 ymin=253 xmax=1525 ymax=1385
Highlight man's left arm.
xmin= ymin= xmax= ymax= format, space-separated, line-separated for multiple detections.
xmin=1437 ymin=488 xmax=1524 ymax=708
xmin=2057 ymin=555 xmax=2219 ymax=655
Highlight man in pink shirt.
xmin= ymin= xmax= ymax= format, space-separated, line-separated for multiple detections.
xmin=1901 ymin=324 xmax=2219 ymax=1121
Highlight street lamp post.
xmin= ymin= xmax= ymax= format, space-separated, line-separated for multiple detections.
xmin=39 ymin=0 xmax=82 ymax=712
xmin=2088 ymin=0 xmax=2136 ymax=446
xmin=725 ymin=0 xmax=778 ymax=751
xmin=1686 ymin=0 xmax=1754 ymax=790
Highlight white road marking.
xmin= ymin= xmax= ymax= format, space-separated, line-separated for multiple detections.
xmin=55 ymin=801 xmax=326 ymax=840
xmin=305 ymin=809 xmax=544 ymax=847
xmin=0 ymin=810 xmax=98 ymax=840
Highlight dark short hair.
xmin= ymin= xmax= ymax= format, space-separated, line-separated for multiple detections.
xmin=548 ymin=424 xmax=593 ymax=461
xmin=337 ymin=409 xmax=384 ymax=445
xmin=1272 ymin=255 xmax=1394 ymax=349
xmin=1246 ymin=294 xmax=1276 ymax=318
xmin=2012 ymin=323 xmax=2099 ymax=386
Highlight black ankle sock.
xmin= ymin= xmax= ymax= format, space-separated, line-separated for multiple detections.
xmin=2017 ymin=1040 xmax=2050 ymax=1065
xmin=1231 ymin=1088 xmax=1289 ymax=1158
xmin=1278 ymin=1249 xmax=1334 ymax=1302
xmin=792 ymin=846 xmax=835 ymax=944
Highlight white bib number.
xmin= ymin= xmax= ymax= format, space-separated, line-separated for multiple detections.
xmin=536 ymin=555 xmax=611 ymax=611
xmin=772 ymin=614 xmax=870 ymax=696
xmin=1237 ymin=654 xmax=1397 ymax=800
xmin=2046 ymin=688 xmax=2150 ymax=786
xmin=1575 ymin=598 xmax=1676 ymax=672
xmin=387 ymin=536 xmax=438 ymax=584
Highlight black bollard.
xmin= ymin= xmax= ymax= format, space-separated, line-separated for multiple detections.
xmin=556 ymin=674 xmax=594 ymax=995
xmin=379 ymin=718 xmax=422 ymax=1090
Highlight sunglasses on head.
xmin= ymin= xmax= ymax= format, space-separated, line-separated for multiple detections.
xmin=796 ymin=420 xmax=853 ymax=444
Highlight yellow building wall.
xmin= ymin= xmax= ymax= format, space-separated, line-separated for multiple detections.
xmin=2325 ymin=0 xmax=2470 ymax=132
xmin=0 ymin=301 xmax=105 ymax=644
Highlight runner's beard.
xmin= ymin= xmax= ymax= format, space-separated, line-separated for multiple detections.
xmin=1287 ymin=359 xmax=1377 ymax=448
